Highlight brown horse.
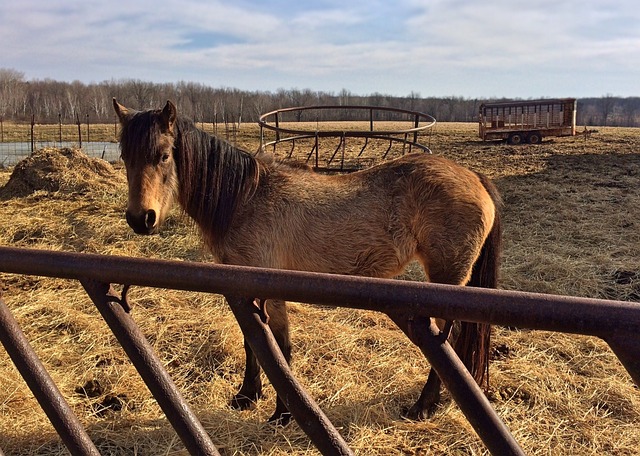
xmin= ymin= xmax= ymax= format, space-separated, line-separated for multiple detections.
xmin=113 ymin=99 xmax=502 ymax=424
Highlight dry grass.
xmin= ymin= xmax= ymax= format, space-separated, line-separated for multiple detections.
xmin=1 ymin=123 xmax=639 ymax=455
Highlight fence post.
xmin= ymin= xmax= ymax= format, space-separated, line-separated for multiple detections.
xmin=76 ymin=113 xmax=82 ymax=148
xmin=605 ymin=333 xmax=640 ymax=386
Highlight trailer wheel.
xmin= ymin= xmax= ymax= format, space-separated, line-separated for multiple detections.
xmin=527 ymin=132 xmax=542 ymax=144
xmin=507 ymin=133 xmax=524 ymax=145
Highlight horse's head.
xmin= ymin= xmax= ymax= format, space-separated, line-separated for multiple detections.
xmin=113 ymin=98 xmax=179 ymax=235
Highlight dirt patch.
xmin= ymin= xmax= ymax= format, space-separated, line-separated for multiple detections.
xmin=0 ymin=148 xmax=124 ymax=199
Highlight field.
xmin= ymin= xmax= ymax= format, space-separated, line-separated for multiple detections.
xmin=1 ymin=122 xmax=639 ymax=455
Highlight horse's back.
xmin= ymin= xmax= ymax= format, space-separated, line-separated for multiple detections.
xmin=224 ymin=153 xmax=497 ymax=283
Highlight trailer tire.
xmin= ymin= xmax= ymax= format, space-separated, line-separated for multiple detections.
xmin=507 ymin=133 xmax=524 ymax=145
xmin=527 ymin=132 xmax=542 ymax=144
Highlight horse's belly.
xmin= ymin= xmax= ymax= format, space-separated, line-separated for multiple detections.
xmin=285 ymin=229 xmax=414 ymax=279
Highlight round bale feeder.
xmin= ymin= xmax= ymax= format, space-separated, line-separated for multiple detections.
xmin=258 ymin=105 xmax=436 ymax=172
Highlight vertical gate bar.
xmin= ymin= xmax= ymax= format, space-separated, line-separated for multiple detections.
xmin=80 ymin=280 xmax=220 ymax=456
xmin=390 ymin=314 xmax=525 ymax=456
xmin=288 ymin=138 xmax=296 ymax=159
xmin=259 ymin=124 xmax=264 ymax=153
xmin=315 ymin=133 xmax=319 ymax=169
xmin=604 ymin=333 xmax=640 ymax=387
xmin=225 ymin=296 xmax=353 ymax=456
xmin=0 ymin=294 xmax=100 ymax=456
xmin=340 ymin=133 xmax=346 ymax=171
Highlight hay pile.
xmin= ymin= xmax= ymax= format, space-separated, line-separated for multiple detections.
xmin=1 ymin=128 xmax=640 ymax=455
xmin=0 ymin=148 xmax=124 ymax=199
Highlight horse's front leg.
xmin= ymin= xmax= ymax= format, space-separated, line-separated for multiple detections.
xmin=231 ymin=336 xmax=262 ymax=410
xmin=263 ymin=299 xmax=293 ymax=425
xmin=230 ymin=299 xmax=293 ymax=424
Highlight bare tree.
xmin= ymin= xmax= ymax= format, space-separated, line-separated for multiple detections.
xmin=0 ymin=68 xmax=636 ymax=127
xmin=0 ymin=68 xmax=25 ymax=118
xmin=599 ymin=93 xmax=616 ymax=126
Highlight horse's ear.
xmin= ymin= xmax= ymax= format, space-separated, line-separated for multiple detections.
xmin=113 ymin=98 xmax=130 ymax=124
xmin=161 ymin=100 xmax=177 ymax=133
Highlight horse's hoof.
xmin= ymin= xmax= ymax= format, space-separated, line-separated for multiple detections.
xmin=230 ymin=393 xmax=259 ymax=411
xmin=267 ymin=411 xmax=293 ymax=426
xmin=401 ymin=402 xmax=439 ymax=421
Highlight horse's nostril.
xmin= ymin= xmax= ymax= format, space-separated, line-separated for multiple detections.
xmin=145 ymin=210 xmax=157 ymax=229
xmin=125 ymin=210 xmax=156 ymax=234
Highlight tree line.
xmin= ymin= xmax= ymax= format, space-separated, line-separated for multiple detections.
xmin=1 ymin=68 xmax=638 ymax=127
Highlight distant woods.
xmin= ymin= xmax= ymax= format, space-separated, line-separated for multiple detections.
xmin=1 ymin=68 xmax=638 ymax=127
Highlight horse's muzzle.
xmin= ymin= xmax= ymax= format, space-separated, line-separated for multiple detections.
xmin=125 ymin=209 xmax=158 ymax=235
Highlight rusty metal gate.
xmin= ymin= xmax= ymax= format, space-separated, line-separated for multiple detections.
xmin=1 ymin=246 xmax=640 ymax=455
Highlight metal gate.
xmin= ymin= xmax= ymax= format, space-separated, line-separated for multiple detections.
xmin=1 ymin=246 xmax=639 ymax=455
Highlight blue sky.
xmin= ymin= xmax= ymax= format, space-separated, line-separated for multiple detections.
xmin=2 ymin=0 xmax=639 ymax=98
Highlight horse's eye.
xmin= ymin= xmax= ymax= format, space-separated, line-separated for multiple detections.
xmin=161 ymin=153 xmax=170 ymax=163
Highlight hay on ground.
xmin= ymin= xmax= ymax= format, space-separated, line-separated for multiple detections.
xmin=1 ymin=126 xmax=640 ymax=455
xmin=0 ymin=148 xmax=124 ymax=199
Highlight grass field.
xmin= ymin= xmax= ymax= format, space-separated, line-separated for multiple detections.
xmin=1 ymin=122 xmax=639 ymax=455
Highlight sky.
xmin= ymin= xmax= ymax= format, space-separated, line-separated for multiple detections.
xmin=2 ymin=0 xmax=639 ymax=99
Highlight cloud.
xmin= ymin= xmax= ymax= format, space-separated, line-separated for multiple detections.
xmin=1 ymin=0 xmax=639 ymax=97
xmin=404 ymin=0 xmax=640 ymax=67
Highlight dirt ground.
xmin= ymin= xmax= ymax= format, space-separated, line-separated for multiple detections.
xmin=0 ymin=123 xmax=639 ymax=455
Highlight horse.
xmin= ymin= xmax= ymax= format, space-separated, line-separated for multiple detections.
xmin=113 ymin=98 xmax=502 ymax=424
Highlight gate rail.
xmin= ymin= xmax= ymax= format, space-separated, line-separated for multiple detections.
xmin=1 ymin=246 xmax=640 ymax=455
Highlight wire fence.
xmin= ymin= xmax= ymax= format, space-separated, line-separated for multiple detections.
xmin=0 ymin=115 xmax=119 ymax=166
xmin=0 ymin=116 xmax=237 ymax=167
xmin=0 ymin=142 xmax=121 ymax=167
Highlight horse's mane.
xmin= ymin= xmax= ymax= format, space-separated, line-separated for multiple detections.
xmin=173 ymin=117 xmax=260 ymax=249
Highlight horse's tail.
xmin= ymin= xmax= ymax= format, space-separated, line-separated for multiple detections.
xmin=454 ymin=172 xmax=502 ymax=389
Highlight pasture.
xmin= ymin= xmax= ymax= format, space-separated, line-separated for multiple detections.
xmin=1 ymin=122 xmax=639 ymax=455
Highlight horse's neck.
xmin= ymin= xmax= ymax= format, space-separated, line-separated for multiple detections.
xmin=175 ymin=124 xmax=260 ymax=249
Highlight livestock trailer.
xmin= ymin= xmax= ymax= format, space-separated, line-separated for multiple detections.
xmin=479 ymin=98 xmax=577 ymax=144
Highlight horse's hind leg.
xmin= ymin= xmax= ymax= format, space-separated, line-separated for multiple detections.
xmin=231 ymin=338 xmax=262 ymax=410
xmin=404 ymin=368 xmax=442 ymax=420
xmin=400 ymin=318 xmax=452 ymax=420
xmin=404 ymin=318 xmax=486 ymax=420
